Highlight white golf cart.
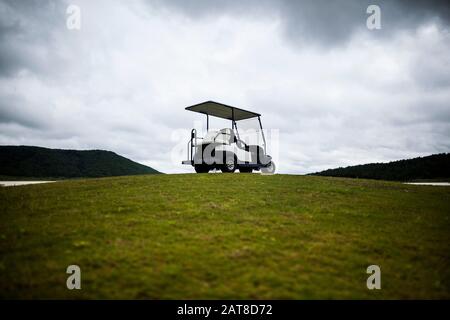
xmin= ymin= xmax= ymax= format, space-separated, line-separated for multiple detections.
xmin=182 ymin=101 xmax=276 ymax=174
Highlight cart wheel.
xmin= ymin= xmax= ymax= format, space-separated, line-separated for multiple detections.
xmin=261 ymin=161 xmax=276 ymax=174
xmin=239 ymin=167 xmax=252 ymax=173
xmin=221 ymin=154 xmax=236 ymax=173
xmin=194 ymin=165 xmax=209 ymax=173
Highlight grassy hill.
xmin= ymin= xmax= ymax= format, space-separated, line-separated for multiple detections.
xmin=0 ymin=145 xmax=160 ymax=178
xmin=0 ymin=174 xmax=449 ymax=299
xmin=312 ymin=153 xmax=450 ymax=181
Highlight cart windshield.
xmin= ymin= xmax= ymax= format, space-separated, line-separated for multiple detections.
xmin=236 ymin=118 xmax=264 ymax=147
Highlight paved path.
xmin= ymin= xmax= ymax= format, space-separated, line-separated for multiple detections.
xmin=0 ymin=181 xmax=56 ymax=187
xmin=404 ymin=182 xmax=450 ymax=186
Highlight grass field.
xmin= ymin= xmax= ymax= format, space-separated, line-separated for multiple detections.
xmin=0 ymin=174 xmax=449 ymax=299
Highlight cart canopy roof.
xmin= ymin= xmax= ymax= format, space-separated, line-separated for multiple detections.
xmin=186 ymin=101 xmax=260 ymax=121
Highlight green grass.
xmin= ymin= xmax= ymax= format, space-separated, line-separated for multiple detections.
xmin=0 ymin=174 xmax=449 ymax=299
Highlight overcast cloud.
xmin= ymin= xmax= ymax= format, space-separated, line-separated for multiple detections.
xmin=0 ymin=0 xmax=449 ymax=173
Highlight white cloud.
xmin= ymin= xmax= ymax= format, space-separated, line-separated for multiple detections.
xmin=0 ymin=0 xmax=449 ymax=173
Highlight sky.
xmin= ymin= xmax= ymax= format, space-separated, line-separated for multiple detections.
xmin=0 ymin=0 xmax=449 ymax=174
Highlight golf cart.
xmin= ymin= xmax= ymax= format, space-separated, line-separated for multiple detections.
xmin=181 ymin=101 xmax=276 ymax=174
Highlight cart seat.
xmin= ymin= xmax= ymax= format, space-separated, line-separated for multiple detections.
xmin=202 ymin=130 xmax=219 ymax=144
xmin=202 ymin=128 xmax=233 ymax=145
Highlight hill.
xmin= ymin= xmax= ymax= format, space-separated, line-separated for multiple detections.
xmin=0 ymin=174 xmax=449 ymax=299
xmin=0 ymin=145 xmax=160 ymax=178
xmin=311 ymin=153 xmax=450 ymax=181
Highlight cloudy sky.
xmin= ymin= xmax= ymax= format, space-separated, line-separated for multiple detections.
xmin=0 ymin=0 xmax=449 ymax=173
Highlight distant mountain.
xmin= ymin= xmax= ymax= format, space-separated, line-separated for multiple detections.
xmin=0 ymin=146 xmax=160 ymax=178
xmin=311 ymin=153 xmax=450 ymax=181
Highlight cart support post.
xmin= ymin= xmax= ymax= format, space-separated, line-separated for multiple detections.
xmin=190 ymin=128 xmax=196 ymax=162
xmin=258 ymin=116 xmax=267 ymax=155
xmin=232 ymin=120 xmax=240 ymax=140
xmin=232 ymin=107 xmax=241 ymax=140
